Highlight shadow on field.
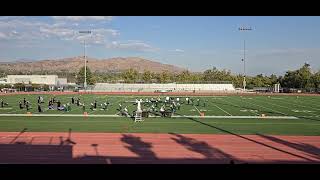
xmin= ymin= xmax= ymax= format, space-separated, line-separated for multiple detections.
xmin=0 ymin=130 xmax=237 ymax=164
xmin=0 ymin=128 xmax=319 ymax=164
xmin=121 ymin=134 xmax=157 ymax=159
xmin=0 ymin=143 xmax=74 ymax=163
xmin=0 ymin=129 xmax=247 ymax=164
xmin=169 ymin=132 xmax=235 ymax=161
xmin=257 ymin=133 xmax=320 ymax=160
xmin=59 ymin=128 xmax=76 ymax=145
xmin=174 ymin=112 xmax=317 ymax=163
xmin=9 ymin=128 xmax=27 ymax=144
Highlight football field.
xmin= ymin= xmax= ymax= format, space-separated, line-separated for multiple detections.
xmin=0 ymin=94 xmax=320 ymax=135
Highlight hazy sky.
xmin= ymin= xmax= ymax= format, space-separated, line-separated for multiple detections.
xmin=0 ymin=16 xmax=320 ymax=76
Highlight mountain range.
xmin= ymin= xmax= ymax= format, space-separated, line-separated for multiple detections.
xmin=0 ymin=57 xmax=186 ymax=74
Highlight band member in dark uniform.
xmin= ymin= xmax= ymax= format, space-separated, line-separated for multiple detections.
xmin=94 ymin=100 xmax=97 ymax=109
xmin=57 ymin=100 xmax=61 ymax=108
xmin=19 ymin=101 xmax=23 ymax=109
xmin=76 ymin=98 xmax=80 ymax=106
xmin=26 ymin=101 xmax=30 ymax=111
xmin=38 ymin=103 xmax=42 ymax=113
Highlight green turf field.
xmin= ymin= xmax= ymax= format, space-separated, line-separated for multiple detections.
xmin=0 ymin=94 xmax=320 ymax=135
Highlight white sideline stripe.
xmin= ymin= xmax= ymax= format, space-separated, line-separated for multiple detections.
xmin=171 ymin=115 xmax=298 ymax=119
xmin=0 ymin=120 xmax=316 ymax=125
xmin=0 ymin=113 xmax=298 ymax=119
xmin=0 ymin=114 xmax=120 ymax=117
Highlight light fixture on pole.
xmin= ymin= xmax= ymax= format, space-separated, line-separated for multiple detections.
xmin=79 ymin=30 xmax=91 ymax=91
xmin=238 ymin=26 xmax=252 ymax=91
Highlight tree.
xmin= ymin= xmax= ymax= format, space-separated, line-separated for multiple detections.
xmin=177 ymin=70 xmax=192 ymax=82
xmin=203 ymin=67 xmax=233 ymax=82
xmin=121 ymin=68 xmax=138 ymax=82
xmin=311 ymin=71 xmax=320 ymax=89
xmin=158 ymin=71 xmax=170 ymax=83
xmin=281 ymin=63 xmax=313 ymax=89
xmin=142 ymin=70 xmax=153 ymax=83
xmin=251 ymin=74 xmax=265 ymax=87
xmin=76 ymin=66 xmax=95 ymax=86
xmin=298 ymin=63 xmax=313 ymax=88
xmin=190 ymin=72 xmax=203 ymax=82
xmin=269 ymin=74 xmax=278 ymax=84
xmin=282 ymin=70 xmax=300 ymax=88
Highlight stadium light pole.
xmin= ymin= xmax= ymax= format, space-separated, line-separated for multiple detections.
xmin=238 ymin=26 xmax=252 ymax=91
xmin=79 ymin=30 xmax=92 ymax=91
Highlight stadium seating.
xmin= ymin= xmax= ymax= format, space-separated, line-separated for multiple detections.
xmin=92 ymin=83 xmax=236 ymax=92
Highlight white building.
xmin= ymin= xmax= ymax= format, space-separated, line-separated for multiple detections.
xmin=6 ymin=75 xmax=59 ymax=85
xmin=57 ymin=78 xmax=68 ymax=86
xmin=0 ymin=78 xmax=10 ymax=85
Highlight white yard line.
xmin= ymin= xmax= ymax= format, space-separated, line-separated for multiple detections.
xmin=254 ymin=98 xmax=319 ymax=116
xmin=6 ymin=108 xmax=25 ymax=114
xmin=211 ymin=103 xmax=232 ymax=116
xmin=193 ymin=105 xmax=202 ymax=115
xmin=294 ymin=98 xmax=320 ymax=109
xmin=219 ymin=98 xmax=259 ymax=116
xmin=229 ymin=97 xmax=288 ymax=116
xmin=268 ymin=97 xmax=320 ymax=112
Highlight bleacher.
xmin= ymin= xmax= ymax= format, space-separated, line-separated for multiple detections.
xmin=92 ymin=83 xmax=236 ymax=92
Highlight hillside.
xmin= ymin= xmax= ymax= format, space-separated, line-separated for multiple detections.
xmin=0 ymin=57 xmax=186 ymax=74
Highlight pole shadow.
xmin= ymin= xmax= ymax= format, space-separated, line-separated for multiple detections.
xmin=256 ymin=133 xmax=320 ymax=160
xmin=121 ymin=134 xmax=157 ymax=159
xmin=174 ymin=112 xmax=317 ymax=163
xmin=169 ymin=132 xmax=237 ymax=163
xmin=10 ymin=128 xmax=28 ymax=144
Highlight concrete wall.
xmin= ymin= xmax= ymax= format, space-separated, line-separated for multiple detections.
xmin=92 ymin=83 xmax=235 ymax=92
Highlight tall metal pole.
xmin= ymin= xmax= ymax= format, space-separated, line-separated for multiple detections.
xmin=243 ymin=39 xmax=246 ymax=91
xmin=79 ymin=30 xmax=91 ymax=91
xmin=238 ymin=26 xmax=252 ymax=91
xmin=84 ymin=39 xmax=87 ymax=90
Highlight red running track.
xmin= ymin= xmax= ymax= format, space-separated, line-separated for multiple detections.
xmin=0 ymin=132 xmax=319 ymax=164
